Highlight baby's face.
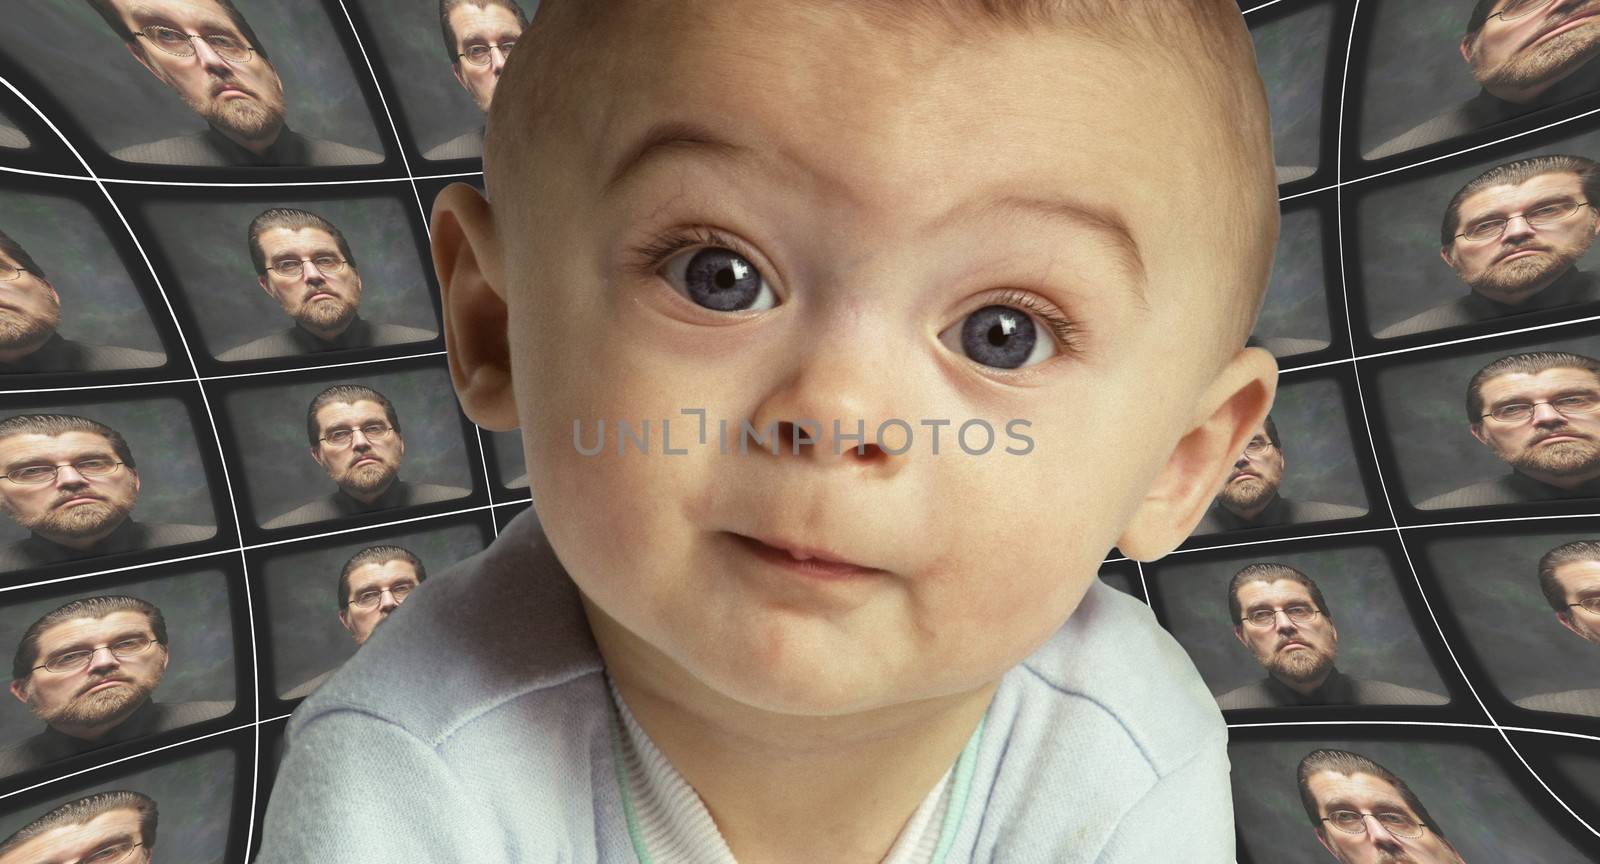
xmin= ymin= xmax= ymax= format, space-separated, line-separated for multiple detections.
xmin=501 ymin=3 xmax=1256 ymax=714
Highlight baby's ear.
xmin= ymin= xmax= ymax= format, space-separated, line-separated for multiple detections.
xmin=431 ymin=183 xmax=517 ymax=431
xmin=1116 ymin=346 xmax=1278 ymax=561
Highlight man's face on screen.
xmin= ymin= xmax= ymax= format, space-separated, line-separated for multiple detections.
xmin=256 ymin=227 xmax=363 ymax=334
xmin=0 ymin=809 xmax=147 ymax=864
xmin=338 ymin=559 xmax=421 ymax=645
xmin=504 ymin=3 xmax=1256 ymax=717
xmin=1552 ymin=557 xmax=1600 ymax=645
xmin=1471 ymin=367 xmax=1600 ymax=479
xmin=112 ymin=0 xmax=288 ymax=146
xmin=1465 ymin=0 xmax=1600 ymax=101
xmin=311 ymin=400 xmax=403 ymax=498
xmin=1233 ymin=578 xmax=1337 ymax=687
xmin=449 ymin=3 xmax=523 ymax=113
xmin=1216 ymin=419 xmax=1283 ymax=515
xmin=1308 ymin=772 xmax=1462 ymax=864
xmin=0 ymin=432 xmax=140 ymax=546
xmin=0 ymin=248 xmax=61 ymax=352
xmin=1443 ymin=172 xmax=1600 ymax=305
xmin=11 ymin=611 xmax=168 ymax=735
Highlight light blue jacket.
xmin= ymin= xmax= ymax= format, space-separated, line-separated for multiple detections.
xmin=254 ymin=509 xmax=1235 ymax=862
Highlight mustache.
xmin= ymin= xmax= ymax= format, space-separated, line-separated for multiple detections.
xmin=50 ymin=491 xmax=105 ymax=508
xmin=1493 ymin=242 xmax=1551 ymax=264
xmin=1531 ymin=425 xmax=1593 ymax=442
xmin=78 ymin=674 xmax=130 ymax=696
xmin=1538 ymin=2 xmax=1600 ymax=40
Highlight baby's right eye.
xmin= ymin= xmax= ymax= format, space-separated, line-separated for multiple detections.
xmin=659 ymin=245 xmax=778 ymax=313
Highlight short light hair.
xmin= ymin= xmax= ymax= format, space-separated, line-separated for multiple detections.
xmin=0 ymin=414 xmax=137 ymax=470
xmin=1537 ymin=539 xmax=1600 ymax=613
xmin=1227 ymin=562 xmax=1330 ymax=628
xmin=306 ymin=385 xmax=401 ymax=448
xmin=440 ymin=0 xmax=529 ymax=64
xmin=485 ymin=0 xmax=1278 ymax=360
xmin=338 ymin=544 xmax=427 ymax=609
xmin=0 ymin=790 xmax=157 ymax=856
xmin=81 ymin=0 xmax=272 ymax=65
xmin=1440 ymin=155 xmax=1600 ymax=247
xmin=247 ymin=208 xmax=357 ymax=276
xmin=1465 ymin=351 xmax=1600 ymax=425
xmin=13 ymin=595 xmax=167 ymax=682
xmin=1296 ymin=749 xmax=1446 ymax=842
xmin=0 ymin=227 xmax=46 ymax=281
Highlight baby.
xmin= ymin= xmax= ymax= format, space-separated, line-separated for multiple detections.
xmin=255 ymin=1 xmax=1279 ymax=861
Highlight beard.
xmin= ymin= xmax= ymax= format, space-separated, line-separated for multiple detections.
xmin=1267 ymin=643 xmax=1334 ymax=686
xmin=339 ymin=459 xmax=396 ymax=495
xmin=295 ymin=295 xmax=357 ymax=333
xmin=30 ymin=674 xmax=157 ymax=733
xmin=0 ymin=304 xmax=59 ymax=351
xmin=1509 ymin=435 xmax=1600 ymax=476
xmin=1467 ymin=243 xmax=1586 ymax=302
xmin=6 ymin=496 xmax=133 ymax=542
xmin=1219 ymin=475 xmax=1277 ymax=511
xmin=189 ymin=84 xmax=286 ymax=142
xmin=1478 ymin=16 xmax=1600 ymax=96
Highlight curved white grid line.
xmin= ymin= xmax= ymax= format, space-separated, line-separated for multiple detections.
xmin=0 ymin=163 xmax=484 ymax=186
xmin=0 ymin=73 xmax=266 ymax=854
xmin=1324 ymin=0 xmax=1600 ymax=842
xmin=332 ymin=0 xmax=499 ymax=539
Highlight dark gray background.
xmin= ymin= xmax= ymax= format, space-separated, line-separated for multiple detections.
xmin=1358 ymin=1 xmax=1502 ymax=158
xmin=1247 ymin=376 xmax=1370 ymax=513
xmin=1148 ymin=544 xmax=1448 ymax=699
xmin=0 ymin=189 xmax=167 ymax=360
xmin=222 ymin=364 xmax=473 ymax=527
xmin=1420 ymin=529 xmax=1600 ymax=705
xmin=348 ymin=0 xmax=539 ymax=159
xmin=1097 ymin=563 xmax=1141 ymax=600
xmin=137 ymin=191 xmax=438 ymax=358
xmin=0 ymin=397 xmax=217 ymax=546
xmin=1356 ymin=126 xmax=1600 ymax=336
xmin=1254 ymin=205 xmax=1332 ymax=353
xmin=1252 ymin=0 xmax=1331 ymax=180
xmin=0 ymin=0 xmax=384 ymax=161
xmin=0 ymin=567 xmax=235 ymax=743
xmin=1375 ymin=333 xmax=1600 ymax=507
xmin=0 ymin=747 xmax=235 ymax=863
xmin=261 ymin=521 xmax=485 ymax=697
xmin=489 ymin=428 xmax=526 ymax=488
xmin=1231 ymin=738 xmax=1591 ymax=863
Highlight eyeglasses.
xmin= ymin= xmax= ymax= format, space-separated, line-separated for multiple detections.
xmin=0 ymin=264 xmax=30 ymax=282
xmin=458 ymin=40 xmax=516 ymax=66
xmin=34 ymin=635 xmax=160 ymax=674
xmin=319 ymin=422 xmax=394 ymax=447
xmin=1322 ymin=810 xmax=1429 ymax=839
xmin=1455 ymin=200 xmax=1593 ymax=243
xmin=1243 ymin=436 xmax=1276 ymax=456
xmin=76 ymin=840 xmax=148 ymax=864
xmin=2 ymin=459 xmax=125 ymax=485
xmin=1568 ymin=597 xmax=1600 ymax=614
xmin=1479 ymin=392 xmax=1600 ymax=424
xmin=135 ymin=25 xmax=256 ymax=63
xmin=1490 ymin=0 xmax=1557 ymax=23
xmin=346 ymin=583 xmax=416 ymax=609
xmin=1240 ymin=604 xmax=1322 ymax=629
xmin=268 ymin=255 xmax=348 ymax=279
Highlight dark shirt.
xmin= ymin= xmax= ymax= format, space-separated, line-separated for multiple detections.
xmin=1514 ymin=688 xmax=1600 ymax=717
xmin=110 ymin=124 xmax=382 ymax=168
xmin=1366 ymin=58 xmax=1600 ymax=160
xmin=261 ymin=478 xmax=470 ymax=530
xmin=1376 ymin=267 xmax=1600 ymax=339
xmin=216 ymin=315 xmax=436 ymax=362
xmin=1417 ymin=469 xmax=1600 ymax=510
xmin=0 ymin=518 xmax=214 ymax=572
xmin=0 ymin=697 xmax=233 ymax=776
xmin=1191 ymin=492 xmax=1366 ymax=535
xmin=1216 ymin=668 xmax=1448 ymax=710
xmin=422 ymin=126 xmax=485 ymax=161
xmin=0 ymin=332 xmax=165 ymax=374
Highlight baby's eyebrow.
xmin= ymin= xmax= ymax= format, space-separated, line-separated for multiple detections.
xmin=603 ymin=119 xmax=1149 ymax=307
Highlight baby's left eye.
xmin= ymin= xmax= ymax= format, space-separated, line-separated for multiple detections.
xmin=659 ymin=246 xmax=778 ymax=313
xmin=938 ymin=304 xmax=1059 ymax=370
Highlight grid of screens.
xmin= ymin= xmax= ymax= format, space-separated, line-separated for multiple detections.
xmin=0 ymin=0 xmax=1598 ymax=861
